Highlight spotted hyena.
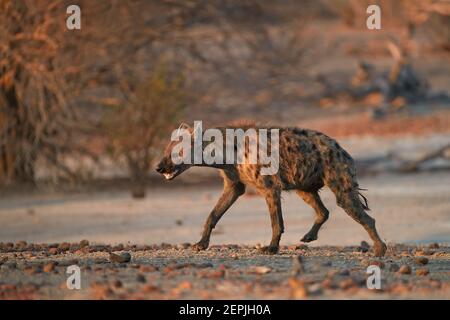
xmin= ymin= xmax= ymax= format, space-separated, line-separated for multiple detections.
xmin=155 ymin=122 xmax=387 ymax=257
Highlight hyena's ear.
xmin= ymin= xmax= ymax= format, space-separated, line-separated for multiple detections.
xmin=176 ymin=123 xmax=192 ymax=136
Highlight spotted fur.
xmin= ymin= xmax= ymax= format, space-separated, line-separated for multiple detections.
xmin=156 ymin=123 xmax=387 ymax=256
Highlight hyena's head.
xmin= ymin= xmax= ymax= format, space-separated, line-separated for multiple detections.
xmin=155 ymin=123 xmax=193 ymax=181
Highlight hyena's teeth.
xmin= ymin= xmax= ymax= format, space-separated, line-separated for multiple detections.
xmin=163 ymin=173 xmax=172 ymax=180
xmin=163 ymin=170 xmax=178 ymax=180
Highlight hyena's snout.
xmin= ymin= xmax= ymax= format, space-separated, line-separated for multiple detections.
xmin=155 ymin=162 xmax=164 ymax=174
xmin=155 ymin=158 xmax=185 ymax=181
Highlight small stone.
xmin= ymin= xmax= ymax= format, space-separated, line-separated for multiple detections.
xmin=79 ymin=239 xmax=89 ymax=248
xmin=398 ymin=265 xmax=411 ymax=275
xmin=136 ymin=273 xmax=146 ymax=283
xmin=428 ymin=243 xmax=439 ymax=249
xmin=4 ymin=261 xmax=17 ymax=269
xmin=142 ymin=284 xmax=160 ymax=293
xmin=112 ymin=280 xmax=123 ymax=288
xmin=360 ymin=241 xmax=370 ymax=249
xmin=160 ymin=243 xmax=172 ymax=249
xmin=43 ymin=262 xmax=57 ymax=273
xmin=321 ymin=278 xmax=335 ymax=289
xmin=308 ymin=283 xmax=323 ymax=295
xmin=389 ymin=283 xmax=411 ymax=294
xmin=175 ymin=280 xmax=192 ymax=291
xmin=177 ymin=243 xmax=190 ymax=249
xmin=112 ymin=244 xmax=124 ymax=251
xmin=16 ymin=241 xmax=27 ymax=249
xmin=109 ymin=252 xmax=131 ymax=263
xmin=321 ymin=261 xmax=332 ymax=267
xmin=198 ymin=269 xmax=225 ymax=279
xmin=90 ymin=282 xmax=113 ymax=299
xmin=139 ymin=265 xmax=158 ymax=273
xmin=360 ymin=259 xmax=370 ymax=267
xmin=339 ymin=278 xmax=357 ymax=290
xmin=416 ymin=268 xmax=429 ymax=276
xmin=249 ymin=266 xmax=272 ymax=275
xmin=48 ymin=248 xmax=58 ymax=255
xmin=388 ymin=263 xmax=400 ymax=272
xmin=339 ymin=269 xmax=350 ymax=276
xmin=23 ymin=265 xmax=42 ymax=275
xmin=414 ymin=257 xmax=429 ymax=265
xmin=356 ymin=241 xmax=370 ymax=252
xmin=196 ymin=262 xmax=214 ymax=269
xmin=58 ymin=242 xmax=71 ymax=251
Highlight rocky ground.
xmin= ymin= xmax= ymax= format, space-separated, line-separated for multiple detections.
xmin=0 ymin=241 xmax=449 ymax=299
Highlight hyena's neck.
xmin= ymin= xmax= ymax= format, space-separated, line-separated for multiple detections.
xmin=189 ymin=134 xmax=235 ymax=170
xmin=192 ymin=162 xmax=235 ymax=170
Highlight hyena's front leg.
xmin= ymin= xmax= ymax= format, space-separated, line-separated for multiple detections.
xmin=259 ymin=189 xmax=284 ymax=255
xmin=192 ymin=182 xmax=245 ymax=251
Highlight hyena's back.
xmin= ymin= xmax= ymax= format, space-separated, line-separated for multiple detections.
xmin=237 ymin=127 xmax=361 ymax=196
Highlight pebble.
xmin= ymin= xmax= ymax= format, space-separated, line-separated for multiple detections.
xmin=321 ymin=261 xmax=332 ymax=267
xmin=177 ymin=243 xmax=191 ymax=250
xmin=139 ymin=265 xmax=158 ymax=273
xmin=58 ymin=242 xmax=71 ymax=251
xmin=90 ymin=282 xmax=113 ymax=299
xmin=142 ymin=284 xmax=160 ymax=293
xmin=43 ymin=262 xmax=57 ymax=273
xmin=4 ymin=261 xmax=17 ymax=269
xmin=356 ymin=241 xmax=370 ymax=253
xmin=112 ymin=244 xmax=124 ymax=251
xmin=428 ymin=243 xmax=439 ymax=249
xmin=109 ymin=252 xmax=131 ymax=263
xmin=388 ymin=263 xmax=400 ymax=272
xmin=197 ymin=269 xmax=225 ymax=279
xmin=48 ymin=248 xmax=58 ymax=255
xmin=58 ymin=259 xmax=79 ymax=267
xmin=79 ymin=240 xmax=90 ymax=248
xmin=249 ymin=266 xmax=272 ymax=275
xmin=113 ymin=280 xmax=123 ymax=288
xmin=339 ymin=278 xmax=358 ymax=290
xmin=414 ymin=257 xmax=429 ymax=265
xmin=416 ymin=268 xmax=429 ymax=276
xmin=136 ymin=274 xmax=147 ymax=283
xmin=338 ymin=269 xmax=350 ymax=276
xmin=398 ymin=265 xmax=412 ymax=275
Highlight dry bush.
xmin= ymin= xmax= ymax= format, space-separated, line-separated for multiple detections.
xmin=0 ymin=1 xmax=86 ymax=185
xmin=101 ymin=64 xmax=189 ymax=198
xmin=324 ymin=0 xmax=450 ymax=50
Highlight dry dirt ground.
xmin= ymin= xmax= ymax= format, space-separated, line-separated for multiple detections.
xmin=0 ymin=171 xmax=449 ymax=299
xmin=0 ymin=243 xmax=449 ymax=299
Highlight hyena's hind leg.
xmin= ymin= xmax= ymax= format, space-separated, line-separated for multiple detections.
xmin=296 ymin=190 xmax=329 ymax=243
xmin=333 ymin=188 xmax=387 ymax=257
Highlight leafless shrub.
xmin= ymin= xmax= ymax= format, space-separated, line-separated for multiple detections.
xmin=324 ymin=0 xmax=450 ymax=51
xmin=0 ymin=1 xmax=88 ymax=185
xmin=101 ymin=64 xmax=189 ymax=198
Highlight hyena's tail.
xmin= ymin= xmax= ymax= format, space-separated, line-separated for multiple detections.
xmin=357 ymin=188 xmax=370 ymax=211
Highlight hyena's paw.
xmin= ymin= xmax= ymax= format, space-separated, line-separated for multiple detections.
xmin=191 ymin=241 xmax=209 ymax=252
xmin=300 ymin=232 xmax=318 ymax=243
xmin=373 ymin=242 xmax=387 ymax=257
xmin=258 ymin=246 xmax=279 ymax=255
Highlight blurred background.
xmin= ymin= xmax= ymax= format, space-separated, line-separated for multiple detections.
xmin=0 ymin=0 xmax=449 ymax=246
